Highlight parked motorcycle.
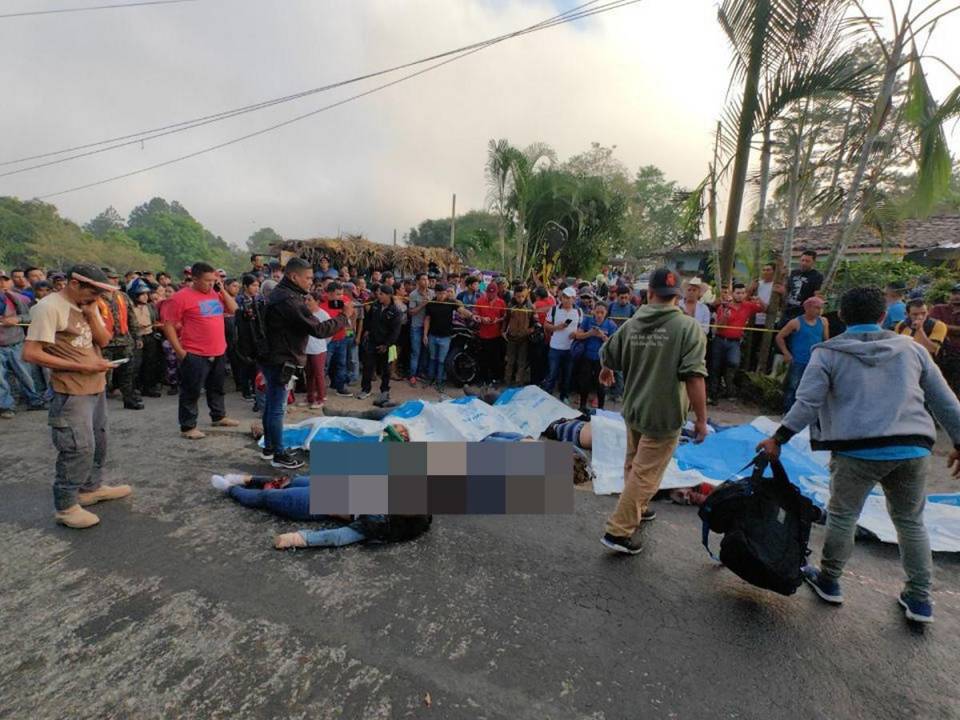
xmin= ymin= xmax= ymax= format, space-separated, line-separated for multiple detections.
xmin=444 ymin=325 xmax=480 ymax=387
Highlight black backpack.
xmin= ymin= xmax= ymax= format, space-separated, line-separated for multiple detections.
xmin=235 ymin=296 xmax=271 ymax=365
xmin=356 ymin=515 xmax=433 ymax=544
xmin=698 ymin=456 xmax=822 ymax=596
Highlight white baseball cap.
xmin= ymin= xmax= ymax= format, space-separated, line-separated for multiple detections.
xmin=561 ymin=287 xmax=577 ymax=298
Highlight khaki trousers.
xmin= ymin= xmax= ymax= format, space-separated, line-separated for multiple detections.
xmin=605 ymin=428 xmax=680 ymax=537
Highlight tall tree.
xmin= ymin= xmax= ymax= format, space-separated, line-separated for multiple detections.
xmin=84 ymin=206 xmax=125 ymax=238
xmin=247 ymin=227 xmax=282 ymax=255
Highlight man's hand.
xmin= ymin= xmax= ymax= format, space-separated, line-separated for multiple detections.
xmin=174 ymin=347 xmax=187 ymax=362
xmin=342 ymin=301 xmax=356 ymax=319
xmin=782 ymin=352 xmax=793 ymax=365
xmin=1 ymin=315 xmax=18 ymax=327
xmin=83 ymin=358 xmax=114 ymax=374
xmin=599 ymin=367 xmax=615 ymax=387
xmin=376 ymin=344 xmax=387 ymax=353
xmin=756 ymin=437 xmax=781 ymax=459
xmin=422 ymin=334 xmax=429 ymax=347
xmin=773 ymin=283 xmax=786 ymax=296
xmin=693 ymin=419 xmax=708 ymax=444
xmin=949 ymin=449 xmax=960 ymax=479
xmin=81 ymin=302 xmax=100 ymax=319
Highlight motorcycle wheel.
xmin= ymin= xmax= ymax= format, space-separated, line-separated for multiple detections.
xmin=445 ymin=348 xmax=477 ymax=387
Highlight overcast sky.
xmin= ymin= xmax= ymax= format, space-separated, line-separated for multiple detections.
xmin=2 ymin=0 xmax=958 ymax=248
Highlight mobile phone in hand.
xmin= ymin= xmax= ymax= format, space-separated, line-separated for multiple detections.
xmin=564 ymin=319 xmax=573 ymax=326
xmin=107 ymin=357 xmax=130 ymax=367
xmin=214 ymin=281 xmax=223 ymax=292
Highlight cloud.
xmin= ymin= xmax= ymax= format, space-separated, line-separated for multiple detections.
xmin=1 ymin=0 xmax=955 ymax=249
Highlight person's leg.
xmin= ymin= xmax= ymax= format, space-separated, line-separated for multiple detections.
xmin=377 ymin=350 xmax=390 ymax=394
xmin=49 ymin=393 xmax=96 ymax=511
xmin=315 ymin=352 xmax=327 ymax=403
xmin=140 ymin=334 xmax=161 ymax=394
xmin=594 ymin=359 xmax=606 ymax=409
xmin=0 ymin=347 xmax=16 ymax=411
xmin=723 ymin=339 xmax=742 ymax=398
xmin=178 ymin=353 xmax=207 ymax=432
xmin=84 ymin=391 xmax=108 ymax=493
xmin=558 ymin=350 xmax=573 ymax=401
xmin=114 ymin=347 xmax=137 ymax=404
xmin=435 ymin=336 xmax=451 ymax=384
xmin=261 ymin=364 xmax=289 ymax=453
xmin=493 ymin=336 xmax=506 ymax=383
xmin=878 ymin=456 xmax=932 ymax=603
xmin=516 ymin=339 xmax=529 ymax=385
xmin=360 ymin=344 xmax=375 ymax=393
xmin=708 ymin=338 xmax=724 ymax=398
xmin=425 ymin=336 xmax=438 ymax=382
xmin=261 ymin=486 xmax=315 ymax=520
xmin=819 ymin=455 xmax=882 ymax=583
xmin=6 ymin=343 xmax=43 ymax=407
xmin=205 ymin=355 xmax=227 ymax=422
xmin=576 ymin=357 xmax=591 ymax=412
xmin=336 ymin=339 xmax=350 ymax=391
xmin=605 ymin=430 xmax=679 ymax=538
xmin=504 ymin=340 xmax=517 ymax=385
xmin=299 ymin=525 xmax=367 ymax=547
xmin=410 ymin=325 xmax=423 ymax=378
xmin=543 ymin=347 xmax=560 ymax=392
xmin=782 ymin=362 xmax=806 ymax=414
xmin=349 ymin=340 xmax=360 ymax=385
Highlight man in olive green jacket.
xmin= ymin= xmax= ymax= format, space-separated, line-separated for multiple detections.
xmin=598 ymin=268 xmax=709 ymax=554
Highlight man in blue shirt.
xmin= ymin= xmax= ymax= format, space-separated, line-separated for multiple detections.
xmin=456 ymin=276 xmax=481 ymax=309
xmin=758 ymin=286 xmax=960 ymax=625
xmin=882 ymin=281 xmax=906 ymax=330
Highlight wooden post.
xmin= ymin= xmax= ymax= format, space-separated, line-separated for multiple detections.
xmin=450 ymin=193 xmax=456 ymax=248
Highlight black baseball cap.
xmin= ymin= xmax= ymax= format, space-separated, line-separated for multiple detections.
xmin=378 ymin=283 xmax=395 ymax=296
xmin=648 ymin=267 xmax=681 ymax=297
xmin=67 ymin=264 xmax=118 ymax=292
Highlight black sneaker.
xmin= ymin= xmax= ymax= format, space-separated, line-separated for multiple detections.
xmin=259 ymin=448 xmax=275 ymax=461
xmin=335 ymin=388 xmax=353 ymax=397
xmin=641 ymin=508 xmax=657 ymax=521
xmin=600 ymin=533 xmax=643 ymax=555
xmin=356 ymin=390 xmax=371 ymax=400
xmin=271 ymin=452 xmax=305 ymax=470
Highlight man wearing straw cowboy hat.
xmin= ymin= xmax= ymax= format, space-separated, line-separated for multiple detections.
xmin=23 ymin=265 xmax=133 ymax=529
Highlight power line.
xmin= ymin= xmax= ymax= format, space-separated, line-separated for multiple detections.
xmin=33 ymin=0 xmax=643 ymax=199
xmin=2 ymin=0 xmax=617 ymax=174
xmin=0 ymin=0 xmax=196 ymax=19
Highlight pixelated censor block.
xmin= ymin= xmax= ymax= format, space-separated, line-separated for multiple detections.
xmin=309 ymin=442 xmax=574 ymax=514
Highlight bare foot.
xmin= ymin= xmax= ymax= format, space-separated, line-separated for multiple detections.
xmin=274 ymin=532 xmax=307 ymax=550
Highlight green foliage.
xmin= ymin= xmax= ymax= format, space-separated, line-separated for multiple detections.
xmin=407 ymin=211 xmax=500 ymax=267
xmin=830 ymin=257 xmax=941 ymax=299
xmin=0 ymin=197 xmax=163 ymax=271
xmin=84 ymin=206 xmax=125 ymax=238
xmin=127 ymin=197 xmax=245 ymax=275
xmin=739 ymin=369 xmax=786 ymax=413
xmin=247 ymin=227 xmax=282 ymax=255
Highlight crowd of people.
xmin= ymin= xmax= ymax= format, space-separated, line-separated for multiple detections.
xmin=6 ymin=249 xmax=960 ymax=625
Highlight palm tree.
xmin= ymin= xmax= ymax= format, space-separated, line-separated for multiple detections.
xmin=821 ymin=1 xmax=960 ymax=290
xmin=716 ymin=0 xmax=871 ymax=289
xmin=485 ymin=139 xmax=518 ymax=270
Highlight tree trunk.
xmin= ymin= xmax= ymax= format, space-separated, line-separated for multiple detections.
xmin=719 ymin=1 xmax=769 ymax=289
xmin=708 ymin=121 xmax=721 ymax=281
xmin=751 ymin=122 xmax=773 ymax=278
xmin=822 ymin=31 xmax=905 ymax=291
xmin=822 ymin=99 xmax=856 ymax=225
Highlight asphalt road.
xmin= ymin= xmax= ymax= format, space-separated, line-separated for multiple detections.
xmin=1 ymin=391 xmax=958 ymax=720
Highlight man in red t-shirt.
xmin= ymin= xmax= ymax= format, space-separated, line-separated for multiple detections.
xmin=319 ymin=281 xmax=351 ymax=397
xmin=161 ymin=261 xmax=239 ymax=439
xmin=474 ymin=283 xmax=507 ymax=384
xmin=708 ymin=283 xmax=765 ymax=403
xmin=929 ymin=283 xmax=960 ymax=396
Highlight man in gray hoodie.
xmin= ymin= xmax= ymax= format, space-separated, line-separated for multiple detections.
xmin=758 ymin=287 xmax=960 ymax=624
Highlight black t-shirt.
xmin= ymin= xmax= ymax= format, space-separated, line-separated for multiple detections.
xmin=786 ymin=268 xmax=823 ymax=309
xmin=425 ymin=301 xmax=456 ymax=337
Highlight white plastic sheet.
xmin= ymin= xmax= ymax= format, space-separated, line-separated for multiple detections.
xmin=493 ymin=385 xmax=581 ymax=438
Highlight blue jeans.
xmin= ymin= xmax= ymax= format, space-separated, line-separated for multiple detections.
xmin=261 ymin=364 xmax=290 ymax=453
xmin=300 ymin=525 xmax=366 ymax=547
xmin=543 ymin=347 xmax=573 ymax=399
xmin=409 ymin=325 xmax=426 ymax=378
xmin=229 ymin=475 xmax=316 ymax=519
xmin=326 ymin=338 xmax=349 ymax=392
xmin=348 ymin=340 xmax=360 ymax=384
xmin=0 ymin=342 xmax=43 ymax=409
xmin=427 ymin=335 xmax=452 ymax=384
xmin=782 ymin=361 xmax=807 ymax=414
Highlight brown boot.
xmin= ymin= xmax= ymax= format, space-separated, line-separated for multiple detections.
xmin=55 ymin=504 xmax=100 ymax=529
xmin=78 ymin=484 xmax=132 ymax=506
xmin=211 ymin=417 xmax=239 ymax=428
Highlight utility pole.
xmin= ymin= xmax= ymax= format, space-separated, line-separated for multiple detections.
xmin=393 ymin=228 xmax=397 ymax=246
xmin=449 ymin=193 xmax=456 ymax=248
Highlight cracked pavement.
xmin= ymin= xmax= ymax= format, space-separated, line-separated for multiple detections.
xmin=1 ymin=392 xmax=958 ymax=720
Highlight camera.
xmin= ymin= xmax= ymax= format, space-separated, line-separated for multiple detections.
xmin=329 ymin=299 xmax=344 ymax=309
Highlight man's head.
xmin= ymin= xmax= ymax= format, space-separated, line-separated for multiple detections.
xmin=803 ymin=296 xmax=825 ymax=318
xmin=377 ymin=283 xmax=395 ymax=305
xmin=560 ymin=286 xmax=576 ymax=308
xmin=732 ymin=283 xmax=747 ymax=303
xmin=370 ymin=270 xmax=382 ymax=283
xmin=284 ymin=257 xmax=313 ymax=292
xmin=251 ymin=254 xmax=263 ymax=268
xmin=885 ymin=281 xmax=906 ymax=305
xmin=592 ymin=302 xmax=608 ymax=322
xmin=50 ymin=273 xmax=66 ymax=292
xmin=32 ymin=281 xmax=52 ymax=300
xmin=190 ymin=262 xmax=218 ymax=293
xmin=512 ymin=283 xmax=528 ymax=302
xmin=0 ymin=269 xmax=11 ymax=293
xmin=326 ymin=280 xmax=343 ymax=302
xmin=25 ymin=266 xmax=44 ymax=285
xmin=64 ymin=264 xmax=117 ymax=306
xmin=485 ymin=282 xmax=499 ymax=298
xmin=647 ymin=268 xmax=681 ymax=305
xmin=839 ymin=286 xmax=885 ymax=326
xmin=318 ymin=256 xmax=330 ymax=271
xmin=907 ymin=298 xmax=928 ymax=326
xmin=157 ymin=272 xmax=171 ymax=287
xmin=683 ymin=280 xmax=701 ymax=302
xmin=340 ymin=267 xmax=351 ymax=282
xmin=382 ymin=271 xmax=395 ymax=286
xmin=10 ymin=269 xmax=27 ymax=289
xmin=761 ymin=263 xmax=775 ymax=281
xmin=434 ymin=282 xmax=449 ymax=300
xmin=799 ymin=250 xmax=817 ymax=271
xmin=616 ymin=285 xmax=631 ymax=304
xmin=269 ymin=262 xmax=283 ymax=281
xmin=579 ymin=291 xmax=594 ymax=309
xmin=534 ymin=286 xmax=549 ymax=301
xmin=415 ymin=272 xmax=428 ymax=290
xmin=465 ymin=276 xmax=480 ymax=292
xmin=224 ymin=278 xmax=240 ymax=297
xmin=241 ymin=273 xmax=260 ymax=295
